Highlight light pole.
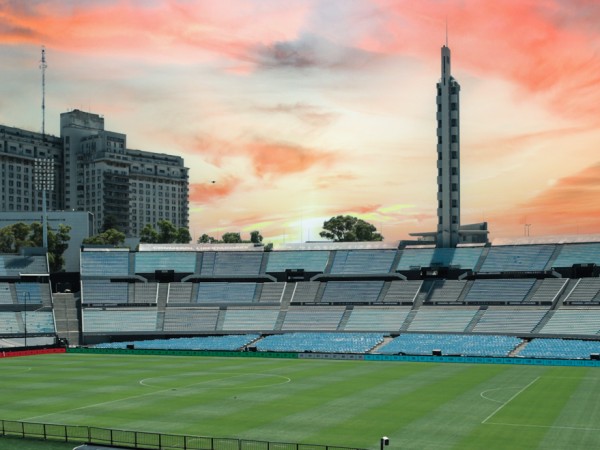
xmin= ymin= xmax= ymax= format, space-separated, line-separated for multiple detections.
xmin=23 ymin=291 xmax=30 ymax=348
xmin=34 ymin=157 xmax=54 ymax=249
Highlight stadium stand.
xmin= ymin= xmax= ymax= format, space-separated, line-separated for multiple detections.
xmin=407 ymin=308 xmax=479 ymax=332
xmin=196 ymin=282 xmax=257 ymax=303
xmin=83 ymin=309 xmax=158 ymax=332
xmin=21 ymin=311 xmax=55 ymax=333
xmin=0 ymin=282 xmax=13 ymax=304
xmin=330 ymin=250 xmax=396 ymax=274
xmin=81 ymin=250 xmax=130 ymax=276
xmin=94 ymin=334 xmax=259 ymax=351
xmin=257 ymin=282 xmax=285 ymax=303
xmin=519 ymin=338 xmax=600 ymax=359
xmin=135 ymin=251 xmax=196 ymax=273
xmin=0 ymin=312 xmax=21 ymax=334
xmin=167 ymin=283 xmax=193 ymax=303
xmin=425 ymin=280 xmax=466 ymax=304
xmin=320 ymin=281 xmax=384 ymax=304
xmin=464 ymin=279 xmax=536 ymax=304
xmin=290 ymin=282 xmax=320 ymax=303
xmin=200 ymin=252 xmax=263 ymax=276
xmin=538 ymin=309 xmax=600 ymax=335
xmin=471 ymin=308 xmax=548 ymax=334
xmin=395 ymin=247 xmax=483 ymax=271
xmin=256 ymin=332 xmax=383 ymax=353
xmin=377 ymin=333 xmax=523 ymax=357
xmin=0 ymin=254 xmax=48 ymax=276
xmin=562 ymin=278 xmax=600 ymax=304
xmin=479 ymin=245 xmax=555 ymax=272
xmin=552 ymin=243 xmax=600 ymax=267
xmin=382 ymin=280 xmax=422 ymax=304
xmin=163 ymin=307 xmax=219 ymax=332
xmin=222 ymin=307 xmax=280 ymax=331
xmin=14 ymin=283 xmax=44 ymax=304
xmin=265 ymin=251 xmax=330 ymax=273
xmin=282 ymin=306 xmax=345 ymax=331
xmin=133 ymin=282 xmax=159 ymax=303
xmin=344 ymin=306 xmax=411 ymax=331
xmin=82 ymin=280 xmax=129 ymax=304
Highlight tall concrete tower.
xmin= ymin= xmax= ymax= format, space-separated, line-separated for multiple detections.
xmin=436 ymin=45 xmax=461 ymax=248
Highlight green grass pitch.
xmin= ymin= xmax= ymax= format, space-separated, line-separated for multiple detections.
xmin=1 ymin=353 xmax=599 ymax=449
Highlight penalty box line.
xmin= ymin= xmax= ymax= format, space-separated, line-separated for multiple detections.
xmin=481 ymin=376 xmax=540 ymax=425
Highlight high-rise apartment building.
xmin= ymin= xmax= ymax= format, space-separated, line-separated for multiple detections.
xmin=0 ymin=110 xmax=189 ymax=237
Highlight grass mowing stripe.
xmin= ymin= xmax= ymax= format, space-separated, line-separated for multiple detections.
xmin=481 ymin=376 xmax=540 ymax=424
xmin=2 ymin=354 xmax=600 ymax=450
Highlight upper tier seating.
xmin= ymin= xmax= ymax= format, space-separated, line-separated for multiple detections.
xmin=290 ymin=282 xmax=320 ymax=303
xmin=472 ymin=308 xmax=548 ymax=334
xmin=0 ymin=312 xmax=20 ymax=334
xmin=14 ymin=283 xmax=44 ymax=304
xmin=396 ymin=247 xmax=483 ymax=271
xmin=528 ymin=278 xmax=568 ymax=304
xmin=376 ymin=333 xmax=522 ymax=357
xmin=427 ymin=280 xmax=467 ymax=303
xmin=282 ymin=307 xmax=345 ymax=331
xmin=81 ymin=251 xmax=130 ymax=277
xmin=382 ymin=281 xmax=422 ymax=304
xmin=539 ymin=309 xmax=600 ymax=335
xmin=464 ymin=279 xmax=536 ymax=304
xmin=479 ymin=245 xmax=555 ymax=272
xmin=329 ymin=250 xmax=396 ymax=274
xmin=167 ymin=283 xmax=193 ymax=303
xmin=135 ymin=252 xmax=196 ymax=273
xmin=257 ymin=283 xmax=285 ymax=303
xmin=552 ymin=243 xmax=600 ymax=268
xmin=563 ymin=279 xmax=600 ymax=304
xmin=163 ymin=307 xmax=219 ymax=331
xmin=321 ymin=281 xmax=384 ymax=303
xmin=519 ymin=338 xmax=600 ymax=359
xmin=407 ymin=308 xmax=479 ymax=332
xmin=200 ymin=252 xmax=263 ymax=276
xmin=256 ymin=332 xmax=383 ymax=353
xmin=266 ymin=251 xmax=329 ymax=273
xmin=0 ymin=283 xmax=13 ymax=304
xmin=82 ymin=280 xmax=128 ymax=304
xmin=83 ymin=308 xmax=158 ymax=332
xmin=344 ymin=306 xmax=411 ymax=331
xmin=133 ymin=283 xmax=159 ymax=303
xmin=222 ymin=307 xmax=280 ymax=331
xmin=0 ymin=254 xmax=48 ymax=276
xmin=21 ymin=311 xmax=55 ymax=333
xmin=196 ymin=282 xmax=257 ymax=303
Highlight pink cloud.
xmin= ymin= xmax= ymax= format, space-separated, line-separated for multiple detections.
xmin=189 ymin=176 xmax=240 ymax=203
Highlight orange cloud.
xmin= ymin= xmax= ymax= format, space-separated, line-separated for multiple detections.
xmin=491 ymin=162 xmax=600 ymax=236
xmin=189 ymin=176 xmax=240 ymax=203
xmin=246 ymin=140 xmax=336 ymax=178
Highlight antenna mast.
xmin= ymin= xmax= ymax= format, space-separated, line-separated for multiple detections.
xmin=40 ymin=46 xmax=47 ymax=137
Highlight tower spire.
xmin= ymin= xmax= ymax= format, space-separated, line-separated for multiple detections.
xmin=445 ymin=17 xmax=448 ymax=47
xmin=40 ymin=46 xmax=47 ymax=138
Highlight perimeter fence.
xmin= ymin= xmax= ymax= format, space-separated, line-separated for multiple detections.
xmin=0 ymin=419 xmax=365 ymax=450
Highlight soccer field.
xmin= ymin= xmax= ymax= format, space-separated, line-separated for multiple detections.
xmin=1 ymin=353 xmax=599 ymax=449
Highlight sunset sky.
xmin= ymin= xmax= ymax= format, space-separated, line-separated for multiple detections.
xmin=1 ymin=0 xmax=600 ymax=244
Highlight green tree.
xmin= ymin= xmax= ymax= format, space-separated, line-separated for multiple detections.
xmin=319 ymin=215 xmax=383 ymax=242
xmin=102 ymin=215 xmax=120 ymax=233
xmin=47 ymin=224 xmax=71 ymax=272
xmin=82 ymin=228 xmax=126 ymax=246
xmin=250 ymin=230 xmax=263 ymax=244
xmin=175 ymin=227 xmax=191 ymax=244
xmin=198 ymin=233 xmax=217 ymax=244
xmin=157 ymin=220 xmax=177 ymax=243
xmin=221 ymin=232 xmax=242 ymax=243
xmin=139 ymin=224 xmax=159 ymax=243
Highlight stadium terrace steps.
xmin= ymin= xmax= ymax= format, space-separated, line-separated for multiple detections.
xmin=163 ymin=307 xmax=219 ymax=331
xmin=407 ymin=307 xmax=479 ymax=332
xmin=281 ymin=306 xmax=345 ymax=331
xmin=383 ymin=280 xmax=423 ymax=304
xmin=343 ymin=306 xmax=411 ymax=331
xmin=0 ymin=254 xmax=48 ymax=276
xmin=330 ymin=250 xmax=397 ymax=274
xmin=552 ymin=243 xmax=600 ymax=268
xmin=265 ymin=251 xmax=330 ymax=273
xmin=321 ymin=281 xmax=384 ymax=304
xmin=527 ymin=278 xmax=568 ymax=305
xmin=464 ymin=279 xmax=536 ymax=305
xmin=0 ymin=283 xmax=13 ymax=304
xmin=539 ymin=308 xmax=600 ymax=335
xmin=426 ymin=280 xmax=467 ymax=304
xmin=472 ymin=308 xmax=549 ymax=334
xmin=81 ymin=251 xmax=130 ymax=277
xmin=222 ymin=307 xmax=280 ymax=331
xmin=479 ymin=245 xmax=555 ymax=272
xmin=563 ymin=278 xmax=600 ymax=304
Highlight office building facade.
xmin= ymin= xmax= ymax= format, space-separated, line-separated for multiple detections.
xmin=0 ymin=110 xmax=189 ymax=238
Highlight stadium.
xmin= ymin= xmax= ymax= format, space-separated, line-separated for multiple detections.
xmin=1 ymin=5 xmax=600 ymax=449
xmin=1 ymin=236 xmax=600 ymax=449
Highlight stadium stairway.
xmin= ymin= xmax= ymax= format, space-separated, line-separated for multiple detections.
xmin=464 ymin=308 xmax=486 ymax=332
xmin=473 ymin=246 xmax=490 ymax=272
xmin=337 ymin=306 xmax=353 ymax=330
xmin=274 ymin=282 xmax=294 ymax=330
xmin=508 ymin=339 xmax=529 ymax=357
xmin=53 ymin=293 xmax=80 ymax=345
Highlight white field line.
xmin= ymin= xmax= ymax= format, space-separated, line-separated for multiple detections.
xmin=481 ymin=376 xmax=540 ymax=424
xmin=484 ymin=421 xmax=600 ymax=432
xmin=20 ymin=371 xmax=291 ymax=422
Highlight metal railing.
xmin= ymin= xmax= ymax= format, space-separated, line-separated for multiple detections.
xmin=0 ymin=419 xmax=365 ymax=450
